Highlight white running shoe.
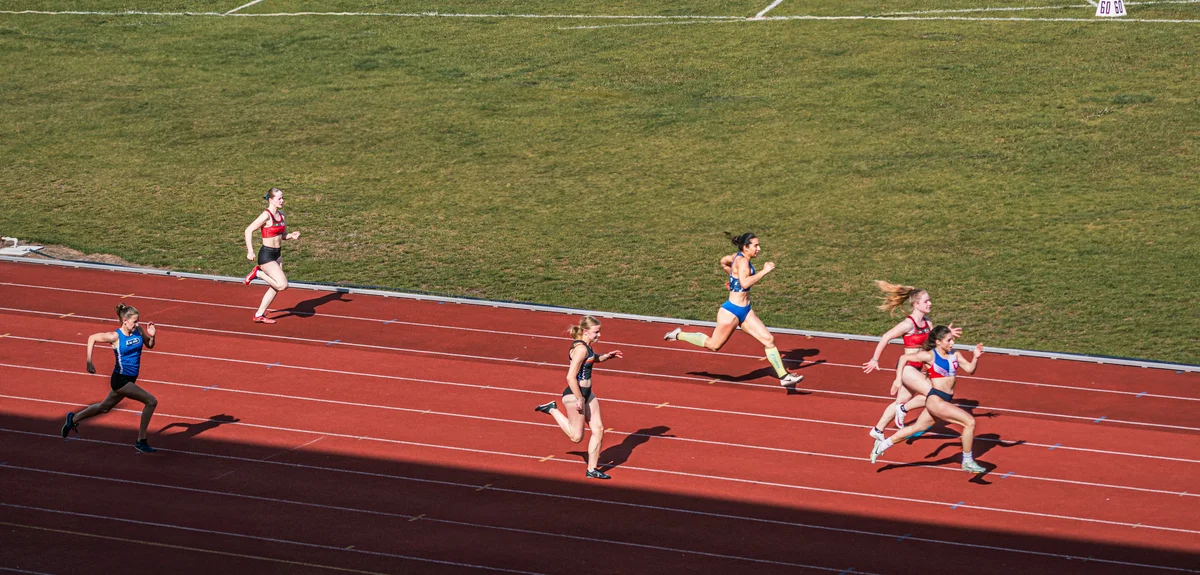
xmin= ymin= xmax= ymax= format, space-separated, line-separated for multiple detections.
xmin=779 ymin=372 xmax=804 ymax=387
xmin=894 ymin=406 xmax=907 ymax=429
xmin=664 ymin=328 xmax=682 ymax=341
xmin=869 ymin=428 xmax=885 ymax=442
xmin=870 ymin=440 xmax=883 ymax=464
xmin=962 ymin=459 xmax=985 ymax=474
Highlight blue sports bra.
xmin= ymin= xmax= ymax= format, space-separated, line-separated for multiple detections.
xmin=930 ymin=350 xmax=958 ymax=379
xmin=728 ymin=253 xmax=756 ymax=293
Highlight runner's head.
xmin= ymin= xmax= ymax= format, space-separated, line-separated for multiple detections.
xmin=874 ymin=281 xmax=930 ymax=316
xmin=569 ymin=316 xmax=602 ymax=342
xmin=115 ymin=303 xmax=140 ymax=330
xmin=924 ymin=325 xmax=955 ymax=351
xmin=265 ymin=187 xmax=284 ymax=208
xmin=729 ymin=232 xmax=760 ymax=257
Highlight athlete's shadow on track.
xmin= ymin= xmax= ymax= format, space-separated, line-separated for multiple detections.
xmin=568 ymin=426 xmax=674 ymax=472
xmin=159 ymin=414 xmax=241 ymax=440
xmin=687 ymin=348 xmax=822 ymax=393
xmin=273 ymin=291 xmax=351 ymax=320
xmin=877 ymin=433 xmax=1026 ymax=485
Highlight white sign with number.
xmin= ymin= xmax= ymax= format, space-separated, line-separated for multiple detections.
xmin=1095 ymin=0 xmax=1127 ymax=17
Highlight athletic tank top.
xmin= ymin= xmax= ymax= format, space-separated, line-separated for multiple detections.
xmin=113 ymin=328 xmax=144 ymax=377
xmin=728 ymin=253 xmax=756 ymax=293
xmin=261 ymin=210 xmax=286 ymax=239
xmin=901 ymin=316 xmax=932 ymax=348
xmin=570 ymin=340 xmax=596 ymax=381
xmin=929 ymin=349 xmax=958 ymax=379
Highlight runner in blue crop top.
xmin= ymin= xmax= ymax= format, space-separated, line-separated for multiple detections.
xmin=663 ymin=232 xmax=804 ymax=389
xmin=62 ymin=303 xmax=160 ymax=453
xmin=870 ymin=326 xmax=987 ymax=474
xmin=534 ymin=316 xmax=623 ymax=480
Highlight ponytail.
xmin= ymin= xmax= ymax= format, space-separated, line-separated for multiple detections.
xmin=923 ymin=325 xmax=953 ymax=351
xmin=115 ymin=303 xmax=139 ymax=321
xmin=727 ymin=232 xmax=757 ymax=250
xmin=874 ymin=280 xmax=927 ymax=316
xmin=569 ymin=316 xmax=601 ymax=340
xmin=265 ymin=187 xmax=283 ymax=201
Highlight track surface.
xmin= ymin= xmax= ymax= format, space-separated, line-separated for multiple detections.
xmin=1 ymin=260 xmax=1197 ymax=574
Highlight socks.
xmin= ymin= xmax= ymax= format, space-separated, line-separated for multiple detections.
xmin=878 ymin=439 xmax=894 ymax=452
xmin=898 ymin=404 xmax=908 ymax=415
xmin=765 ymin=346 xmax=787 ymax=378
xmin=963 ymin=451 xmax=974 ymax=463
xmin=677 ymin=332 xmax=709 ymax=348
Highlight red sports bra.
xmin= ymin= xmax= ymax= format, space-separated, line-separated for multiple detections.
xmin=901 ymin=315 xmax=931 ymax=348
xmin=261 ymin=210 xmax=286 ymax=239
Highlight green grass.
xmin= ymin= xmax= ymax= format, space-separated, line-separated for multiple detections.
xmin=0 ymin=2 xmax=1197 ymax=363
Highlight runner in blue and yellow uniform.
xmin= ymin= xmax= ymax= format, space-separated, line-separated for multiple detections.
xmin=61 ymin=303 xmax=160 ymax=453
xmin=664 ymin=233 xmax=804 ymax=389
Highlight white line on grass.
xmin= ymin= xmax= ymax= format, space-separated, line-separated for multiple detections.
xmin=223 ymin=0 xmax=266 ymax=16
xmin=3 ymin=6 xmax=1198 ymax=25
xmin=753 ymin=0 xmax=786 ymax=19
xmin=881 ymin=0 xmax=1200 ymax=16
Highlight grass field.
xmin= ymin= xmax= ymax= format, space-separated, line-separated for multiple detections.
xmin=0 ymin=0 xmax=1197 ymax=363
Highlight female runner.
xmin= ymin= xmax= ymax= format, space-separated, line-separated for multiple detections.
xmin=662 ymin=235 xmax=801 ymax=391
xmin=862 ymin=281 xmax=958 ymax=440
xmin=663 ymin=233 xmax=803 ymax=388
xmin=61 ymin=303 xmax=160 ymax=453
xmin=870 ymin=326 xmax=986 ymax=473
xmin=534 ymin=316 xmax=623 ymax=480
xmin=243 ymin=187 xmax=300 ymax=324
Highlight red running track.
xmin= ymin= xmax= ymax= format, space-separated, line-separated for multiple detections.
xmin=0 ymin=259 xmax=1197 ymax=575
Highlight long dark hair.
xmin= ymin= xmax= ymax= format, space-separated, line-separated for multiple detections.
xmin=728 ymin=232 xmax=757 ymax=251
xmin=923 ymin=325 xmax=953 ymax=351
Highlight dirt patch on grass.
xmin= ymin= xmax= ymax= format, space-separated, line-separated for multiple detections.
xmin=8 ymin=240 xmax=158 ymax=269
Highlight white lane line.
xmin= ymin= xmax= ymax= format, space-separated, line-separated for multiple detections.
xmin=6 ymin=429 xmax=1194 ymax=573
xmin=0 ymin=466 xmax=864 ymax=573
xmin=223 ymin=0 xmax=265 ymax=15
xmin=2 ymin=285 xmax=1194 ymax=402
xmin=6 ymin=325 xmax=1197 ymax=432
xmin=4 ymin=396 xmax=1198 ymax=536
xmin=0 ymin=568 xmax=57 ymax=575
xmin=753 ymin=0 xmax=786 ymax=19
xmin=261 ymin=435 xmax=324 ymax=461
xmin=0 ymin=502 xmax=547 ymax=575
xmin=9 ymin=363 xmax=1196 ymax=465
xmin=6 ymin=362 xmax=1193 ymax=493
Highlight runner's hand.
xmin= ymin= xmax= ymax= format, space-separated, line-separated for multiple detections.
xmin=144 ymin=322 xmax=156 ymax=337
xmin=603 ymin=351 xmax=623 ymax=361
xmin=86 ymin=361 xmax=96 ymax=374
xmin=974 ymin=343 xmax=985 ymax=357
xmin=247 ymin=251 xmax=255 ymax=261
xmin=947 ymin=323 xmax=963 ymax=338
xmin=286 ymin=231 xmax=301 ymax=240
xmin=575 ymin=397 xmax=585 ymax=412
xmin=890 ymin=379 xmax=902 ymax=395
xmin=863 ymin=359 xmax=879 ymax=373
xmin=761 ymin=262 xmax=776 ymax=274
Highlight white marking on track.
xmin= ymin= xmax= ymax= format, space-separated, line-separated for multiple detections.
xmin=2 ymin=397 xmax=1197 ymax=536
xmin=3 ymin=428 xmax=1191 ymax=573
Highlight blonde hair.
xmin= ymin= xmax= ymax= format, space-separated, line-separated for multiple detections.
xmin=569 ymin=316 xmax=601 ymax=340
xmin=873 ymin=280 xmax=927 ymax=316
xmin=115 ymin=303 xmax=140 ymax=321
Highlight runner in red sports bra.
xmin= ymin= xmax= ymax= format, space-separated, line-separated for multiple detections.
xmin=243 ymin=187 xmax=300 ymax=324
xmin=862 ymin=281 xmax=959 ymax=442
